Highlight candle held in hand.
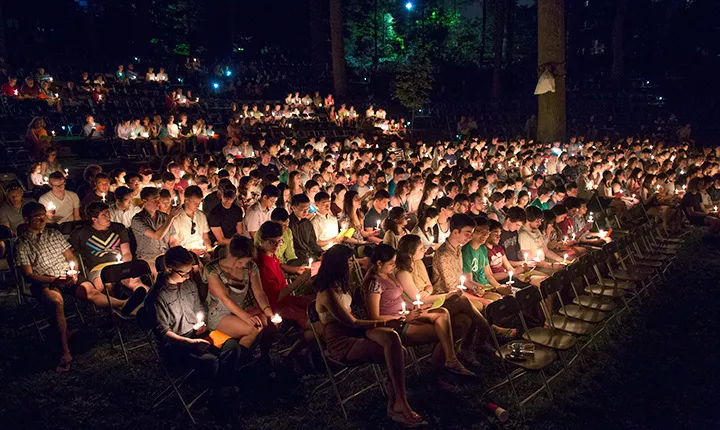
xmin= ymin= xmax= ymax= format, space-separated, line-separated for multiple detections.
xmin=116 ymin=254 xmax=122 ymax=263
xmin=563 ymin=253 xmax=568 ymax=262
xmin=192 ymin=312 xmax=205 ymax=330
xmin=413 ymin=294 xmax=423 ymax=309
xmin=508 ymin=271 xmax=514 ymax=284
xmin=399 ymin=301 xmax=409 ymax=316
xmin=271 ymin=313 xmax=283 ymax=324
xmin=457 ymin=275 xmax=467 ymax=290
xmin=46 ymin=201 xmax=56 ymax=211
xmin=101 ymin=192 xmax=106 ymax=202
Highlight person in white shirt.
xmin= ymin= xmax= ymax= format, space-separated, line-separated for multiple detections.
xmin=518 ymin=205 xmax=564 ymax=273
xmin=39 ymin=172 xmax=81 ymax=223
xmin=155 ymin=67 xmax=168 ymax=82
xmin=221 ymin=137 xmax=240 ymax=158
xmin=166 ymin=114 xmax=179 ymax=139
xmin=145 ymin=67 xmax=156 ymax=82
xmin=115 ymin=119 xmax=133 ymax=140
xmin=171 ymin=186 xmax=211 ymax=254
xmin=82 ymin=115 xmax=104 ymax=138
xmin=243 ymin=185 xmax=279 ymax=239
xmin=310 ymin=192 xmax=340 ymax=251
xmin=110 ymin=186 xmax=141 ymax=228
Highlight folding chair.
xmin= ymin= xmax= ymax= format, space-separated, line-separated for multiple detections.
xmin=583 ymin=249 xmax=633 ymax=310
xmin=515 ymin=286 xmax=580 ymax=369
xmin=0 ymin=225 xmax=21 ymax=303
xmin=135 ymin=306 xmax=208 ymax=425
xmin=306 ymin=300 xmax=386 ymax=421
xmin=484 ymin=296 xmax=558 ymax=420
xmin=100 ymin=260 xmax=153 ymax=364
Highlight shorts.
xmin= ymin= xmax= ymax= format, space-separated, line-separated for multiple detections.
xmin=29 ymin=275 xmax=90 ymax=300
xmin=393 ymin=321 xmax=411 ymax=339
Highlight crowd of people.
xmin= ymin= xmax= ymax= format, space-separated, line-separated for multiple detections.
xmin=3 ymin=123 xmax=719 ymax=424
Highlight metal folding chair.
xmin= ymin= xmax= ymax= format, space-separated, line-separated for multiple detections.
xmin=484 ymin=296 xmax=558 ymax=421
xmin=100 ymin=260 xmax=153 ymax=364
xmin=306 ymin=300 xmax=386 ymax=421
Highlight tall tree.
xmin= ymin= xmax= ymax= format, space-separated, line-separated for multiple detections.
xmin=610 ymin=0 xmax=628 ymax=83
xmin=537 ymin=0 xmax=566 ymax=142
xmin=491 ymin=0 xmax=508 ymax=100
xmin=329 ymin=0 xmax=348 ymax=96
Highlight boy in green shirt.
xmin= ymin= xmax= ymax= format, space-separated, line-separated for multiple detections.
xmin=462 ymin=217 xmax=511 ymax=296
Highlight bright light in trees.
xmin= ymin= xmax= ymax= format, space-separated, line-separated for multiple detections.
xmin=405 ymin=2 xmax=413 ymax=10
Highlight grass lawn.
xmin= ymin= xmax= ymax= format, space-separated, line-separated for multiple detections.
xmin=1 ymin=230 xmax=719 ymax=429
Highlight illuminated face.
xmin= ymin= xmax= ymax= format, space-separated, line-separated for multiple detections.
xmin=117 ymin=195 xmax=132 ymax=211
xmin=457 ymin=226 xmax=474 ymax=245
xmin=473 ymin=225 xmax=490 ymax=243
xmin=316 ymin=198 xmax=331 ymax=214
xmin=487 ymin=229 xmax=502 ymax=246
xmin=377 ymin=255 xmax=397 ymax=275
xmin=293 ymin=202 xmax=310 ymax=218
xmin=94 ymin=209 xmax=112 ymax=229
xmin=185 ymin=196 xmax=202 ymax=212
xmin=96 ymin=178 xmax=110 ymax=194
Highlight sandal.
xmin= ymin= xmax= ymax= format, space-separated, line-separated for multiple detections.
xmin=56 ymin=357 xmax=72 ymax=373
xmin=443 ymin=359 xmax=476 ymax=377
xmin=388 ymin=410 xmax=428 ymax=428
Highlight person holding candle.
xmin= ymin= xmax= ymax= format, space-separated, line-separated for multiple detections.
xmin=518 ymin=206 xmax=565 ymax=274
xmin=171 ymin=186 xmax=212 ymax=258
xmin=244 ymin=185 xmax=279 ymax=240
xmin=311 ymin=192 xmax=342 ymax=251
xmin=681 ymin=177 xmax=720 ymax=236
xmin=409 ymin=206 xmax=440 ymax=252
xmin=252 ymin=208 xmax=306 ymax=275
xmin=381 ymin=207 xmax=408 ymax=250
xmin=80 ymin=173 xmax=115 ymax=213
xmin=38 ymin=172 xmax=81 ymax=224
xmin=363 ymin=244 xmax=476 ymax=381
xmin=16 ymin=202 xmax=131 ymax=373
xmin=208 ymin=184 xmax=245 ymax=246
xmin=143 ymin=246 xmax=247 ymax=391
xmin=485 ymin=220 xmax=546 ymax=288
xmin=395 ymin=234 xmax=491 ymax=367
xmin=288 ymin=194 xmax=324 ymax=266
xmin=461 ymin=217 xmax=513 ymax=301
xmin=339 ymin=190 xmax=379 ymax=245
xmin=363 ymin=190 xmax=390 ymax=244
xmin=131 ymin=187 xmax=182 ymax=278
xmin=70 ymin=201 xmax=148 ymax=298
xmin=314 ymin=245 xmax=426 ymax=426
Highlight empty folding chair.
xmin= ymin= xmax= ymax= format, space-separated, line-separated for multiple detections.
xmin=583 ymin=249 xmax=633 ymax=310
xmin=484 ymin=296 xmax=558 ymax=420
xmin=100 ymin=260 xmax=153 ymax=364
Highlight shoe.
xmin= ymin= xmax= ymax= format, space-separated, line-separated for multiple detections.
xmin=388 ymin=410 xmax=428 ymax=427
xmin=121 ymin=288 xmax=147 ymax=316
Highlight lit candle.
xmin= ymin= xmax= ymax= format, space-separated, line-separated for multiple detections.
xmin=572 ymin=233 xmax=576 ymax=241
xmin=507 ymin=271 xmax=514 ymax=284
xmin=536 ymin=249 xmax=542 ymax=261
xmin=599 ymin=230 xmax=608 ymax=239
xmin=714 ymin=205 xmax=718 ymax=212
xmin=116 ymin=254 xmax=122 ymax=263
xmin=341 ymin=222 xmax=348 ymax=231
xmin=67 ymin=260 xmax=77 ymax=276
xmin=523 ymin=252 xmax=529 ymax=263
xmin=64 ymin=168 xmax=69 ymax=175
xmin=173 ymin=196 xmax=178 ymax=206
xmin=307 ymin=258 xmax=313 ymax=269
xmin=457 ymin=275 xmax=467 ymax=290
xmin=413 ymin=294 xmax=424 ymax=309
xmin=271 ymin=313 xmax=283 ymax=324
xmin=51 ymin=130 xmax=55 ymax=136
xmin=180 ymin=170 xmax=185 ymax=177
xmin=682 ymin=185 xmax=687 ymax=191
xmin=376 ymin=220 xmax=380 ymax=230
xmin=563 ymin=253 xmax=568 ymax=262
xmin=43 ymin=177 xmax=49 ymax=184
xmin=399 ymin=301 xmax=409 ymax=316
xmin=192 ymin=312 xmax=205 ymax=330
xmin=680 ymin=170 xmax=685 ymax=175
xmin=46 ymin=201 xmax=56 ymax=211
xmin=632 ymin=194 xmax=636 ymax=200
xmin=564 ymin=235 xmax=568 ymax=243
xmin=101 ymin=192 xmax=106 ymax=202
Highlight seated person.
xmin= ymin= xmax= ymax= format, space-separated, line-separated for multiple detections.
xmin=381 ymin=207 xmax=408 ymax=249
xmin=208 ymin=184 xmax=244 ymax=246
xmin=70 ymin=202 xmax=148 ymax=294
xmin=253 ymin=208 xmax=305 ymax=275
xmin=363 ymin=190 xmax=390 ymax=244
xmin=682 ymin=177 xmax=720 ymax=236
xmin=485 ymin=219 xmax=545 ymax=288
xmin=0 ymin=182 xmax=30 ymax=234
xmin=461 ymin=217 xmax=513 ymax=304
xmin=17 ymin=202 xmax=138 ymax=373
xmin=131 ymin=187 xmax=181 ymax=277
xmin=311 ymin=192 xmax=341 ymax=251
xmin=395 ymin=234 xmax=490 ymax=365
xmin=205 ymin=235 xmax=268 ymax=349
xmin=244 ymin=185 xmax=279 ymax=239
xmin=255 ymin=221 xmax=314 ymax=345
xmin=518 ymin=206 xmax=565 ymax=274
xmin=109 ymin=186 xmax=141 ymax=229
xmin=80 ymin=172 xmax=115 ymax=212
xmin=314 ymin=245 xmax=426 ymax=426
xmin=143 ymin=246 xmax=247 ymax=389
xmin=171 ymin=186 xmax=211 ymax=257
xmin=364 ymin=243 xmax=475 ymax=378
xmin=288 ymin=193 xmax=323 ymax=266
xmin=39 ymin=172 xmax=81 ymax=224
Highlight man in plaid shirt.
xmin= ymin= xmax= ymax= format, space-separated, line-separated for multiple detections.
xmin=16 ymin=202 xmax=133 ymax=373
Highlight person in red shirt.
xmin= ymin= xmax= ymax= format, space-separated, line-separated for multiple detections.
xmin=1 ymin=77 xmax=18 ymax=97
xmin=255 ymin=221 xmax=314 ymax=346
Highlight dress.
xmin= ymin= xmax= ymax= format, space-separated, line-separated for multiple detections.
xmin=204 ymin=259 xmax=258 ymax=330
xmin=318 ymin=292 xmax=367 ymax=362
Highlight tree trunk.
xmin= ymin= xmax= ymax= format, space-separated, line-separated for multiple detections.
xmin=330 ymin=0 xmax=348 ymax=96
xmin=480 ymin=0 xmax=487 ymax=60
xmin=491 ymin=0 xmax=507 ymax=100
xmin=537 ymin=0 xmax=566 ymax=142
xmin=610 ymin=0 xmax=628 ymax=83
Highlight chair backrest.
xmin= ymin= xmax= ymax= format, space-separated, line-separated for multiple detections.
xmin=60 ymin=220 xmax=88 ymax=236
xmin=539 ymin=276 xmax=560 ymax=298
xmin=514 ymin=285 xmax=543 ymax=310
xmin=484 ymin=295 xmax=520 ymax=327
xmin=101 ymin=260 xmax=152 ymax=284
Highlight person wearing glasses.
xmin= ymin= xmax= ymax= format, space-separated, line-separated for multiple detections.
xmin=171 ymin=185 xmax=211 ymax=257
xmin=38 ymin=172 xmax=81 ymax=223
xmin=131 ymin=187 xmax=182 ymax=278
xmin=143 ymin=246 xmax=247 ymax=391
xmin=255 ymin=221 xmax=314 ymax=350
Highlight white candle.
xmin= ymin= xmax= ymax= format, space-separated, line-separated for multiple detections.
xmin=457 ymin=275 xmax=467 ymax=290
xmin=64 ymin=168 xmax=69 ymax=175
xmin=536 ymin=249 xmax=542 ymax=261
xmin=524 ymin=252 xmax=529 ymax=263
xmin=43 ymin=177 xmax=49 ymax=184
xmin=307 ymin=258 xmax=313 ymax=269
xmin=68 ymin=261 xmax=76 ymax=275
xmin=173 ymin=196 xmax=178 ymax=206
xmin=271 ymin=313 xmax=283 ymax=324
xmin=193 ymin=311 xmax=205 ymax=330
xmin=563 ymin=253 xmax=568 ymax=262
xmin=101 ymin=192 xmax=106 ymax=202
xmin=572 ymin=233 xmax=576 ymax=241
xmin=508 ymin=271 xmax=514 ymax=284
xmin=413 ymin=294 xmax=423 ymax=309
xmin=116 ymin=254 xmax=122 ymax=263
xmin=180 ymin=170 xmax=185 ymax=177
xmin=46 ymin=201 xmax=56 ymax=211
xmin=376 ymin=220 xmax=380 ymax=230
xmin=564 ymin=235 xmax=568 ymax=243
xmin=599 ymin=230 xmax=607 ymax=239
xmin=400 ymin=301 xmax=409 ymax=316
xmin=715 ymin=205 xmax=718 ymax=212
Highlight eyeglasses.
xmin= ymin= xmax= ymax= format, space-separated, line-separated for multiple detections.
xmin=171 ymin=268 xmax=192 ymax=278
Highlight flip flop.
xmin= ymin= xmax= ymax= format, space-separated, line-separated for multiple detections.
xmin=56 ymin=358 xmax=72 ymax=373
xmin=444 ymin=364 xmax=476 ymax=377
xmin=388 ymin=410 xmax=428 ymax=428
